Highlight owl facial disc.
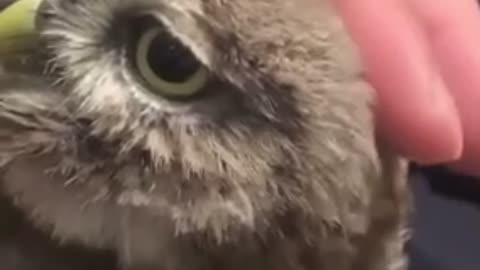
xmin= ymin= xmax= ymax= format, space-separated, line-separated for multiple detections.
xmin=0 ymin=0 xmax=43 ymax=54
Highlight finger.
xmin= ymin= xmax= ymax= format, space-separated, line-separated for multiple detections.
xmin=333 ymin=0 xmax=463 ymax=163
xmin=410 ymin=0 xmax=480 ymax=175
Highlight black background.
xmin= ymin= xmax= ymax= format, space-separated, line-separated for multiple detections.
xmin=410 ymin=166 xmax=480 ymax=270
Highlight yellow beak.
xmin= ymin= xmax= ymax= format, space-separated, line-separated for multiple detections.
xmin=0 ymin=0 xmax=43 ymax=55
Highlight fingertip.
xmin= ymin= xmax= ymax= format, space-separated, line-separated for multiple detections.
xmin=411 ymin=0 xmax=480 ymax=177
xmin=377 ymin=84 xmax=464 ymax=164
xmin=333 ymin=0 xmax=466 ymax=165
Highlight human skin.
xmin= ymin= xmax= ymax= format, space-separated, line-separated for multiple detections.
xmin=331 ymin=0 xmax=480 ymax=176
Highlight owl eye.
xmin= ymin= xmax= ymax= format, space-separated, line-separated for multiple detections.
xmin=135 ymin=26 xmax=209 ymax=98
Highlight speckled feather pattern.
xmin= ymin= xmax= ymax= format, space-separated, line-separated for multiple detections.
xmin=0 ymin=0 xmax=410 ymax=269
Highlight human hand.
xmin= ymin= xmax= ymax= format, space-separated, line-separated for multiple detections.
xmin=333 ymin=0 xmax=480 ymax=176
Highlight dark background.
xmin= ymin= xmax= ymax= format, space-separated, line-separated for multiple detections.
xmin=409 ymin=166 xmax=480 ymax=270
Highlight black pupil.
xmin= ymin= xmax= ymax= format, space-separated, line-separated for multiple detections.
xmin=146 ymin=30 xmax=201 ymax=83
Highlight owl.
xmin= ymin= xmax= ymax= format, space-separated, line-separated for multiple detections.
xmin=0 ymin=0 xmax=411 ymax=270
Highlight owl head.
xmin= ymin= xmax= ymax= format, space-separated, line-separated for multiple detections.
xmin=0 ymin=0 xmax=383 ymax=251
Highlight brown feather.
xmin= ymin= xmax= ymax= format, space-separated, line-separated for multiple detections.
xmin=0 ymin=0 xmax=411 ymax=269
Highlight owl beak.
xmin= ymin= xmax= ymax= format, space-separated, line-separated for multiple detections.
xmin=0 ymin=0 xmax=43 ymax=55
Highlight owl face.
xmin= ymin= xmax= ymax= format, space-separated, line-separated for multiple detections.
xmin=0 ymin=0 xmax=380 ymax=248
